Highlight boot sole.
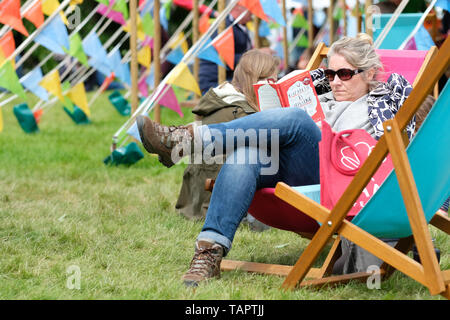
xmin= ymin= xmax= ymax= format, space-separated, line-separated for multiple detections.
xmin=136 ymin=115 xmax=175 ymax=168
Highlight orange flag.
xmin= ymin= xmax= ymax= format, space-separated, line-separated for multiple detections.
xmin=199 ymin=14 xmax=210 ymax=34
xmin=33 ymin=108 xmax=44 ymax=124
xmin=0 ymin=31 xmax=15 ymax=58
xmin=213 ymin=28 xmax=235 ymax=70
xmin=239 ymin=0 xmax=268 ymax=21
xmin=23 ymin=0 xmax=45 ymax=28
xmin=0 ymin=0 xmax=29 ymax=36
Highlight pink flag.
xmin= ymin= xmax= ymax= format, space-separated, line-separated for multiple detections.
xmin=97 ymin=0 xmax=126 ymax=25
xmin=157 ymin=85 xmax=183 ymax=117
xmin=138 ymin=74 xmax=149 ymax=97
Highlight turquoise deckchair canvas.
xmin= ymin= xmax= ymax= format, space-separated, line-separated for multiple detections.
xmin=364 ymin=13 xmax=433 ymax=49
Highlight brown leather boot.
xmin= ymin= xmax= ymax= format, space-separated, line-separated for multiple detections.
xmin=136 ymin=115 xmax=193 ymax=168
xmin=182 ymin=240 xmax=224 ymax=287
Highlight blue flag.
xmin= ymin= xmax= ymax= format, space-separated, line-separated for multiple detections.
xmin=83 ymin=32 xmax=112 ymax=76
xmin=198 ymin=38 xmax=225 ymax=67
xmin=167 ymin=47 xmax=184 ymax=65
xmin=108 ymin=49 xmax=131 ymax=86
xmin=20 ymin=67 xmax=49 ymax=101
xmin=34 ymin=15 xmax=70 ymax=54
xmin=259 ymin=0 xmax=286 ymax=27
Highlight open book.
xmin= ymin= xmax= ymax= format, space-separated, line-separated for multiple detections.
xmin=253 ymin=69 xmax=324 ymax=124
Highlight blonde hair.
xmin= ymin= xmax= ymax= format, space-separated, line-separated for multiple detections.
xmin=231 ymin=49 xmax=281 ymax=111
xmin=327 ymin=33 xmax=382 ymax=90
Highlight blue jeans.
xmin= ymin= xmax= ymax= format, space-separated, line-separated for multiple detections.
xmin=196 ymin=108 xmax=321 ymax=254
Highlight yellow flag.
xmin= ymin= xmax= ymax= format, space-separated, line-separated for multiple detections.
xmin=67 ymin=82 xmax=90 ymax=117
xmin=124 ymin=16 xmax=146 ymax=41
xmin=169 ymin=32 xmax=189 ymax=54
xmin=39 ymin=70 xmax=64 ymax=103
xmin=166 ymin=62 xmax=201 ymax=96
xmin=0 ymin=107 xmax=3 ymax=133
xmin=137 ymin=45 xmax=151 ymax=68
xmin=42 ymin=0 xmax=69 ymax=25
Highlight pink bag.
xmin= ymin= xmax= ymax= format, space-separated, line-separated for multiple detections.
xmin=319 ymin=121 xmax=393 ymax=218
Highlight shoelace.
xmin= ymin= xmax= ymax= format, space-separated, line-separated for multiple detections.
xmin=186 ymin=248 xmax=220 ymax=276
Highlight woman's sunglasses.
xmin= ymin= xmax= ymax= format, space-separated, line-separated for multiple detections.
xmin=324 ymin=68 xmax=364 ymax=82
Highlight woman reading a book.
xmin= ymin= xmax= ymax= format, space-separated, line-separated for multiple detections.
xmin=137 ymin=34 xmax=416 ymax=286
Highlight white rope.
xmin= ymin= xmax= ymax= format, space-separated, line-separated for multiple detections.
xmin=373 ymin=0 xmax=410 ymax=49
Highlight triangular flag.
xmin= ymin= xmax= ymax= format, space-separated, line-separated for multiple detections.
xmin=296 ymin=34 xmax=309 ymax=48
xmin=157 ymin=85 xmax=183 ymax=117
xmin=39 ymin=70 xmax=64 ymax=103
xmin=41 ymin=0 xmax=69 ymax=25
xmin=199 ymin=13 xmax=211 ymax=34
xmin=33 ymin=108 xmax=44 ymax=124
xmin=198 ymin=38 xmax=225 ymax=67
xmin=138 ymin=74 xmax=149 ymax=96
xmin=169 ymin=32 xmax=189 ymax=54
xmin=23 ymin=0 xmax=45 ymax=28
xmin=124 ymin=15 xmax=146 ymax=41
xmin=20 ymin=67 xmax=49 ymax=101
xmin=239 ymin=0 xmax=268 ymax=21
xmin=292 ymin=12 xmax=308 ymax=29
xmin=97 ymin=2 xmax=126 ymax=25
xmin=141 ymin=12 xmax=154 ymax=37
xmin=166 ymin=62 xmax=201 ymax=96
xmin=69 ymin=33 xmax=88 ymax=66
xmin=0 ymin=31 xmax=15 ymax=58
xmin=166 ymin=47 xmax=184 ymax=65
xmin=212 ymin=28 xmax=235 ymax=70
xmin=112 ymin=0 xmax=129 ymax=20
xmin=0 ymin=61 xmax=26 ymax=99
xmin=82 ymin=32 xmax=111 ymax=76
xmin=108 ymin=49 xmax=131 ymax=86
xmin=34 ymin=14 xmax=70 ymax=55
xmin=259 ymin=0 xmax=285 ymax=26
xmin=137 ymin=45 xmax=151 ymax=68
xmin=67 ymin=82 xmax=90 ymax=117
xmin=0 ymin=0 xmax=29 ymax=36
xmin=95 ymin=0 xmax=109 ymax=5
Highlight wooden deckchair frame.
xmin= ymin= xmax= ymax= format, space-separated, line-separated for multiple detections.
xmin=274 ymin=37 xmax=450 ymax=298
xmin=220 ymin=42 xmax=442 ymax=288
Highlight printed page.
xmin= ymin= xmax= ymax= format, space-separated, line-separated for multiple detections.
xmin=257 ymin=84 xmax=282 ymax=110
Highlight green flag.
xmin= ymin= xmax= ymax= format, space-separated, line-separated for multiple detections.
xmin=112 ymin=0 xmax=128 ymax=20
xmin=69 ymin=33 xmax=88 ymax=66
xmin=0 ymin=61 xmax=26 ymax=99
xmin=296 ymin=34 xmax=309 ymax=48
xmin=292 ymin=13 xmax=308 ymax=29
xmin=95 ymin=0 xmax=109 ymax=5
xmin=141 ymin=12 xmax=154 ymax=37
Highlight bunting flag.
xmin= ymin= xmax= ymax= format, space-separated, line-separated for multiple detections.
xmin=66 ymin=82 xmax=90 ymax=117
xmin=23 ymin=0 xmax=45 ymax=28
xmin=166 ymin=47 xmax=184 ymax=65
xmin=39 ymin=70 xmax=64 ymax=103
xmin=259 ymin=0 xmax=285 ymax=26
xmin=166 ymin=62 xmax=201 ymax=96
xmin=198 ymin=38 xmax=225 ymax=67
xmin=138 ymin=74 xmax=149 ymax=96
xmin=0 ymin=61 xmax=26 ymax=99
xmin=258 ymin=20 xmax=271 ymax=37
xmin=404 ymin=25 xmax=436 ymax=51
xmin=41 ymin=0 xmax=69 ymax=25
xmin=112 ymin=0 xmax=129 ymax=20
xmin=213 ymin=27 xmax=235 ymax=70
xmin=20 ymin=67 xmax=49 ymax=101
xmin=0 ymin=0 xmax=29 ymax=36
xmin=34 ymin=14 xmax=70 ymax=55
xmin=137 ymin=45 xmax=151 ymax=68
xmin=199 ymin=13 xmax=211 ymax=34
xmin=239 ymin=0 xmax=268 ymax=21
xmin=124 ymin=15 xmax=146 ymax=41
xmin=0 ymin=31 xmax=15 ymax=58
xmin=108 ymin=49 xmax=131 ymax=86
xmin=436 ymin=0 xmax=449 ymax=10
xmin=69 ymin=33 xmax=88 ymax=66
xmin=97 ymin=2 xmax=126 ymax=25
xmin=169 ymin=32 xmax=189 ymax=54
xmin=95 ymin=0 xmax=109 ymax=5
xmin=296 ymin=34 xmax=309 ymax=48
xmin=292 ymin=12 xmax=308 ymax=29
xmin=82 ymin=32 xmax=112 ymax=76
xmin=141 ymin=12 xmax=154 ymax=37
xmin=157 ymin=84 xmax=183 ymax=117
xmin=33 ymin=108 xmax=44 ymax=124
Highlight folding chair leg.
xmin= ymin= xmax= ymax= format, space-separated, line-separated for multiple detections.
xmin=380 ymin=236 xmax=415 ymax=280
xmin=317 ymin=236 xmax=342 ymax=278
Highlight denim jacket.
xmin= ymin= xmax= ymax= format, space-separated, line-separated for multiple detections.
xmin=310 ymin=68 xmax=416 ymax=140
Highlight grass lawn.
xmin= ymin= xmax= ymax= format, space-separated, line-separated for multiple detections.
xmin=0 ymin=91 xmax=447 ymax=300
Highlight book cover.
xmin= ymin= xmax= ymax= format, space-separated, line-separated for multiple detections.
xmin=253 ymin=69 xmax=324 ymax=124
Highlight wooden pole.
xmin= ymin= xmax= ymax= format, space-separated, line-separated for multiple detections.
xmin=328 ymin=0 xmax=335 ymax=44
xmin=254 ymin=16 xmax=261 ymax=48
xmin=193 ymin=0 xmax=200 ymax=98
xmin=308 ymin=0 xmax=313 ymax=48
xmin=129 ymin=0 xmax=139 ymax=114
xmin=365 ymin=0 xmax=373 ymax=38
xmin=341 ymin=0 xmax=347 ymax=37
xmin=218 ymin=0 xmax=226 ymax=85
xmin=282 ymin=0 xmax=289 ymax=69
xmin=153 ymin=0 xmax=161 ymax=123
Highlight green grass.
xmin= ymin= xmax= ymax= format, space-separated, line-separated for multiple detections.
xmin=0 ymin=91 xmax=447 ymax=300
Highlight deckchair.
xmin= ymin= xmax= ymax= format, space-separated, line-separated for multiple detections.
xmin=219 ymin=42 xmax=447 ymax=296
xmin=272 ymin=37 xmax=450 ymax=298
